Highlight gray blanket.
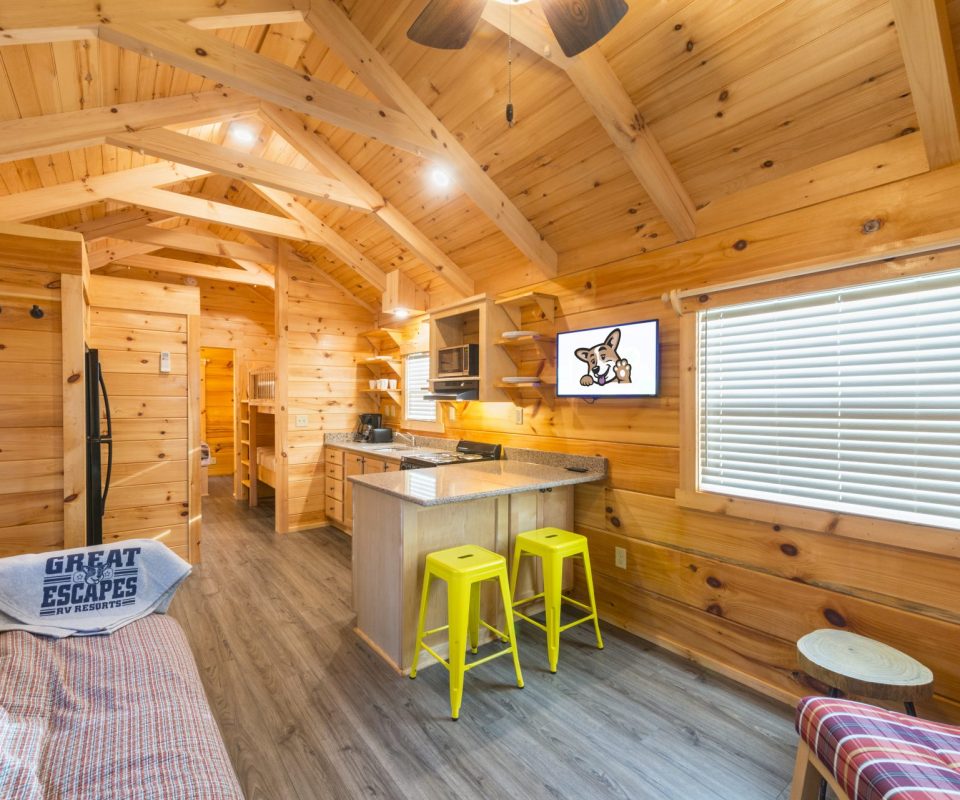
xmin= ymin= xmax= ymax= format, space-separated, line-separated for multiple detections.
xmin=0 ymin=539 xmax=191 ymax=637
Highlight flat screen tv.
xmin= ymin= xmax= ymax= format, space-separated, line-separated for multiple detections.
xmin=556 ymin=320 xmax=659 ymax=398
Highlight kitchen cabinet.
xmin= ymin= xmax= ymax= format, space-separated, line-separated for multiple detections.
xmin=324 ymin=446 xmax=407 ymax=532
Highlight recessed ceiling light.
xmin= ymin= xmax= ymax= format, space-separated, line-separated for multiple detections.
xmin=393 ymin=307 xmax=410 ymax=320
xmin=430 ymin=166 xmax=452 ymax=189
xmin=228 ymin=123 xmax=257 ymax=146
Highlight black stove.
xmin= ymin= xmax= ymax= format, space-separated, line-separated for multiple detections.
xmin=400 ymin=440 xmax=502 ymax=470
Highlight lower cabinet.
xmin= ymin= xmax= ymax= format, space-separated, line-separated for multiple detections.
xmin=324 ymin=447 xmax=403 ymax=532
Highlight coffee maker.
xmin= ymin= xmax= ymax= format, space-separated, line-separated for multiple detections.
xmin=353 ymin=413 xmax=382 ymax=442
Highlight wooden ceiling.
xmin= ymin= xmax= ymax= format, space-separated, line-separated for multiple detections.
xmin=0 ymin=0 xmax=957 ymax=311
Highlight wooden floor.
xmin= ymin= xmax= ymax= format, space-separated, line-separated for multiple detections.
xmin=171 ymin=478 xmax=798 ymax=800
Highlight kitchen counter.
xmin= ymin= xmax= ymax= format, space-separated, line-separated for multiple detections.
xmin=349 ymin=460 xmax=604 ymax=506
xmin=327 ymin=440 xmax=446 ymax=462
xmin=350 ymin=458 xmax=605 ymax=675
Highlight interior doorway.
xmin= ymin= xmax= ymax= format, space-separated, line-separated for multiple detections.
xmin=200 ymin=347 xmax=236 ymax=498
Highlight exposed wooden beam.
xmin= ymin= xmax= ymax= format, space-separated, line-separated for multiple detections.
xmin=0 ymin=90 xmax=257 ymax=163
xmin=116 ymin=253 xmax=274 ymax=287
xmin=0 ymin=1 xmax=308 ymax=44
xmin=106 ymin=186 xmax=325 ymax=242
xmin=482 ymin=3 xmax=696 ymax=242
xmin=62 ymin=208 xmax=175 ymax=242
xmin=116 ymin=224 xmax=277 ymax=263
xmin=261 ymin=103 xmax=475 ymax=296
xmin=88 ymin=240 xmax=161 ymax=269
xmin=304 ymin=2 xmax=558 ymax=276
xmin=98 ymin=20 xmax=437 ymax=156
xmin=0 ymin=162 xmax=208 ymax=222
xmin=107 ymin=127 xmax=371 ymax=210
xmin=890 ymin=0 xmax=960 ymax=169
xmin=248 ymin=183 xmax=388 ymax=292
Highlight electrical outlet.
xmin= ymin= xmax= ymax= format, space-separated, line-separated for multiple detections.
xmin=448 ymin=405 xmax=456 ymax=421
xmin=295 ymin=414 xmax=309 ymax=428
xmin=614 ymin=547 xmax=627 ymax=569
xmin=159 ymin=351 xmax=171 ymax=374
xmin=514 ymin=406 xmax=523 ymax=425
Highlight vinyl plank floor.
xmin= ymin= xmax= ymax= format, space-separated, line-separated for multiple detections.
xmin=171 ymin=478 xmax=797 ymax=800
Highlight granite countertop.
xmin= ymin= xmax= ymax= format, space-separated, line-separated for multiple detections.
xmin=326 ymin=441 xmax=447 ymax=462
xmin=348 ymin=460 xmax=604 ymax=506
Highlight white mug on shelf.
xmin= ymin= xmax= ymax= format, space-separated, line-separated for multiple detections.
xmin=388 ymin=378 xmax=398 ymax=390
xmin=368 ymin=379 xmax=377 ymax=390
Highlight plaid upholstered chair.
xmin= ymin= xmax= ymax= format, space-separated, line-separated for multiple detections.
xmin=791 ymin=696 xmax=960 ymax=800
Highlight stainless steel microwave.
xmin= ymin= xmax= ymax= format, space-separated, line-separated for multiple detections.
xmin=437 ymin=344 xmax=479 ymax=378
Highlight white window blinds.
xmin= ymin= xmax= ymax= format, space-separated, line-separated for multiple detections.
xmin=698 ymin=267 xmax=960 ymax=531
xmin=404 ymin=352 xmax=437 ymax=422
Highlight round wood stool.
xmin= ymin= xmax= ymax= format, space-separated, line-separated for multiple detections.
xmin=798 ymin=630 xmax=934 ymax=800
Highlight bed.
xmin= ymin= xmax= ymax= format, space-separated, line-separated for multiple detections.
xmin=246 ymin=367 xmax=276 ymax=507
xmin=0 ymin=614 xmax=242 ymax=800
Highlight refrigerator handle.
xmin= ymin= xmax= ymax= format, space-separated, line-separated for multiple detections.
xmin=98 ymin=364 xmax=113 ymax=511
xmin=99 ymin=365 xmax=112 ymax=440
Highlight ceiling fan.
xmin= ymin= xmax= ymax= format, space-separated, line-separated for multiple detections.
xmin=407 ymin=0 xmax=629 ymax=58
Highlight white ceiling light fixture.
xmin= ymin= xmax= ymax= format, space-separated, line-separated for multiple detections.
xmin=227 ymin=123 xmax=257 ymax=147
xmin=429 ymin=166 xmax=453 ymax=190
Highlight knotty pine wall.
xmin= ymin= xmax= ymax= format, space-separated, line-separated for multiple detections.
xmin=414 ymin=167 xmax=960 ymax=722
xmin=276 ymin=250 xmax=375 ymax=532
xmin=0 ymin=223 xmax=86 ymax=558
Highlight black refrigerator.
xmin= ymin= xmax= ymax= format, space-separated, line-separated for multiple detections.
xmin=85 ymin=349 xmax=113 ymax=546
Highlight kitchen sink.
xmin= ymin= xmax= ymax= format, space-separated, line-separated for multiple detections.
xmin=367 ymin=445 xmax=413 ymax=452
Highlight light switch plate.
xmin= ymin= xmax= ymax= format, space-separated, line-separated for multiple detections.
xmin=514 ymin=406 xmax=523 ymax=425
xmin=448 ymin=405 xmax=456 ymax=421
xmin=159 ymin=351 xmax=171 ymax=374
xmin=295 ymin=414 xmax=309 ymax=428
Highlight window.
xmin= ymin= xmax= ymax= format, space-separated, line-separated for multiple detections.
xmin=697 ymin=268 xmax=960 ymax=531
xmin=404 ymin=352 xmax=437 ymax=423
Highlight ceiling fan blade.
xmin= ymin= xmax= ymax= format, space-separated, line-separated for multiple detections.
xmin=407 ymin=0 xmax=488 ymax=50
xmin=542 ymin=0 xmax=629 ymax=57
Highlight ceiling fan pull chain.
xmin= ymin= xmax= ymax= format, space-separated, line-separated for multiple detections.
xmin=506 ymin=4 xmax=515 ymax=127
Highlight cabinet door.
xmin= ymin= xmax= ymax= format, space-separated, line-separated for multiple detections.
xmin=363 ymin=456 xmax=385 ymax=474
xmin=344 ymin=454 xmax=364 ymax=526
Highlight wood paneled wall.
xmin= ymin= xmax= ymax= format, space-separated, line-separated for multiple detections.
xmin=415 ymin=166 xmax=960 ymax=723
xmin=276 ymin=249 xmax=375 ymax=532
xmin=88 ymin=275 xmax=200 ymax=562
xmin=0 ymin=222 xmax=86 ymax=558
xmin=201 ymin=346 xmax=235 ymax=477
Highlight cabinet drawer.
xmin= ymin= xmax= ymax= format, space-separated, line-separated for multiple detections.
xmin=384 ymin=461 xmax=401 ymax=472
xmin=325 ymin=497 xmax=343 ymax=522
xmin=325 ymin=448 xmax=344 ymax=466
xmin=325 ymin=479 xmax=343 ymax=502
xmin=325 ymin=462 xmax=343 ymax=481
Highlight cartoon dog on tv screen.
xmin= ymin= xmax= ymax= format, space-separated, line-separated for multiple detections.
xmin=574 ymin=327 xmax=632 ymax=387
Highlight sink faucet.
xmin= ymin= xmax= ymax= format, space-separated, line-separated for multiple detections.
xmin=394 ymin=431 xmax=416 ymax=446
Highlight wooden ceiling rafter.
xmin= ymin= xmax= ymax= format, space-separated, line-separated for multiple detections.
xmin=0 ymin=90 xmax=258 ymax=164
xmin=115 ymin=252 xmax=275 ymax=287
xmin=115 ymin=223 xmax=278 ymax=265
xmin=303 ymin=1 xmax=559 ymax=277
xmin=106 ymin=127 xmax=371 ymax=210
xmin=890 ymin=0 xmax=960 ymax=169
xmin=0 ymin=0 xmax=311 ymax=45
xmin=0 ymin=162 xmax=210 ymax=222
xmin=260 ymin=102 xmax=475 ymax=296
xmin=481 ymin=3 xmax=697 ymax=242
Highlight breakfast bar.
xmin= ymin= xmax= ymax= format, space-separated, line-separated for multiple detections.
xmin=349 ymin=460 xmax=605 ymax=673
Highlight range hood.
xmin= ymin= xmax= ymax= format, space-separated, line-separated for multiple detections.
xmin=425 ymin=379 xmax=479 ymax=402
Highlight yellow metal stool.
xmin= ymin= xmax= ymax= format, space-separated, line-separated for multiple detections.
xmin=509 ymin=527 xmax=603 ymax=673
xmin=410 ymin=544 xmax=524 ymax=720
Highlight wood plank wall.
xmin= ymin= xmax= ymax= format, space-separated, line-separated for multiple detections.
xmin=409 ymin=169 xmax=960 ymax=723
xmin=278 ymin=252 xmax=375 ymax=532
xmin=88 ymin=275 xmax=200 ymax=562
xmin=0 ymin=222 xmax=87 ymax=558
xmin=0 ymin=265 xmax=66 ymax=556
xmin=201 ymin=346 xmax=235 ymax=477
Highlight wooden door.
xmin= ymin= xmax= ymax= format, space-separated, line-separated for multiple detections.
xmin=344 ymin=453 xmax=364 ymax=528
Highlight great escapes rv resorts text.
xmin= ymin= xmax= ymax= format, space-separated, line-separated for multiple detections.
xmin=39 ymin=547 xmax=142 ymax=616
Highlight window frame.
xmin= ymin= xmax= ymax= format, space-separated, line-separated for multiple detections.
xmin=677 ymin=268 xmax=960 ymax=560
xmin=402 ymin=351 xmax=443 ymax=433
